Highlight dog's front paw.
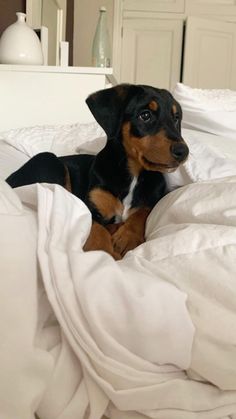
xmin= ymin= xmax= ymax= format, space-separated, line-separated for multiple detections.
xmin=112 ymin=225 xmax=144 ymax=257
xmin=83 ymin=222 xmax=122 ymax=260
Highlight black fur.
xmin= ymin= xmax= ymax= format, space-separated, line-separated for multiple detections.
xmin=6 ymin=84 xmax=189 ymax=228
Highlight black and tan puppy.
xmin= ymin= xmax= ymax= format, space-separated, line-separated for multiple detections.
xmin=6 ymin=84 xmax=189 ymax=259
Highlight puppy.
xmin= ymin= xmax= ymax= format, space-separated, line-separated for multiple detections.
xmin=6 ymin=84 xmax=189 ymax=259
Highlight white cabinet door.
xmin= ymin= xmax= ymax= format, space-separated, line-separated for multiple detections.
xmin=120 ymin=19 xmax=183 ymax=90
xmin=183 ymin=16 xmax=236 ymax=88
xmin=185 ymin=0 xmax=236 ymax=17
xmin=124 ymin=0 xmax=185 ymax=13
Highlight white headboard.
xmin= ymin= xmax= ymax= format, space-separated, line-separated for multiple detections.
xmin=0 ymin=65 xmax=115 ymax=132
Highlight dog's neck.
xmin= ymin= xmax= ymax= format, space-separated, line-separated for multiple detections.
xmin=107 ymin=135 xmax=144 ymax=179
xmin=127 ymin=156 xmax=143 ymax=178
xmin=121 ymin=176 xmax=138 ymax=221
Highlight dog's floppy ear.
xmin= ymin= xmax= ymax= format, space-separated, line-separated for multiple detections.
xmin=86 ymin=84 xmax=133 ymax=138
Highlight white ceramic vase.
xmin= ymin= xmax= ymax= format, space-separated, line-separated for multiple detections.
xmin=0 ymin=12 xmax=43 ymax=65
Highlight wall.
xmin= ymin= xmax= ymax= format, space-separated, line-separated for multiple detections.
xmin=73 ymin=0 xmax=114 ymax=67
xmin=0 ymin=0 xmax=26 ymax=36
xmin=66 ymin=0 xmax=74 ymax=65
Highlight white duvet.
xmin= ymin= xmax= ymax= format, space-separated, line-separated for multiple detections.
xmin=0 ymin=173 xmax=236 ymax=419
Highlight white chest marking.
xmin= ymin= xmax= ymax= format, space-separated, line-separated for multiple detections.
xmin=122 ymin=177 xmax=138 ymax=221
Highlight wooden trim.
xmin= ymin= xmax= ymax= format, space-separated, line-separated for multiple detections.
xmin=185 ymin=0 xmax=236 ymax=17
xmin=66 ymin=0 xmax=74 ymax=65
xmin=0 ymin=64 xmax=114 ymax=74
xmin=26 ymin=0 xmax=42 ymax=27
xmin=112 ymin=0 xmax=124 ymax=82
xmin=123 ymin=0 xmax=185 ymax=13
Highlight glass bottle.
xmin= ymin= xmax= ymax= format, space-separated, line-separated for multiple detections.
xmin=92 ymin=6 xmax=111 ymax=68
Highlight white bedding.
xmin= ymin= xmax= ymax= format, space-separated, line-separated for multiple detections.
xmin=0 ymin=122 xmax=236 ymax=419
xmin=173 ymin=83 xmax=236 ymax=140
xmin=1 ymin=175 xmax=236 ymax=419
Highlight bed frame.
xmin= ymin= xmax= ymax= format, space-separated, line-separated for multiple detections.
xmin=0 ymin=65 xmax=115 ymax=132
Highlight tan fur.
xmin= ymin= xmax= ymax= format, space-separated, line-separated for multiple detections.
xmin=122 ymin=122 xmax=179 ymax=172
xmin=83 ymin=222 xmax=121 ymax=260
xmin=89 ymin=187 xmax=123 ymax=220
xmin=64 ymin=165 xmax=72 ymax=193
xmin=148 ymin=100 xmax=158 ymax=111
xmin=112 ymin=207 xmax=150 ymax=256
xmin=172 ymin=104 xmax=177 ymax=114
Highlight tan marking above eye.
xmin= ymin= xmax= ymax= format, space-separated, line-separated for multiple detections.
xmin=172 ymin=104 xmax=177 ymax=114
xmin=148 ymin=100 xmax=158 ymax=111
xmin=89 ymin=188 xmax=123 ymax=220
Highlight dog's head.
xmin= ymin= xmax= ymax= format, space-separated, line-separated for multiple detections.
xmin=86 ymin=84 xmax=189 ymax=173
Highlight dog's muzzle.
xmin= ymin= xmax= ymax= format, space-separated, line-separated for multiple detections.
xmin=170 ymin=143 xmax=189 ymax=162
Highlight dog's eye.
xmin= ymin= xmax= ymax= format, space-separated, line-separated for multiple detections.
xmin=173 ymin=113 xmax=180 ymax=126
xmin=138 ymin=110 xmax=151 ymax=122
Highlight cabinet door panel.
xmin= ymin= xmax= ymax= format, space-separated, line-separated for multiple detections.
xmin=121 ymin=19 xmax=183 ymax=90
xmin=124 ymin=0 xmax=185 ymax=13
xmin=185 ymin=0 xmax=236 ymax=17
xmin=183 ymin=16 xmax=236 ymax=88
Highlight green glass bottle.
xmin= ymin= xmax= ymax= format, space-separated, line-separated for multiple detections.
xmin=92 ymin=6 xmax=111 ymax=68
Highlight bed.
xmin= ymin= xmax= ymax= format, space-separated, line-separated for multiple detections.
xmin=0 ymin=65 xmax=236 ymax=419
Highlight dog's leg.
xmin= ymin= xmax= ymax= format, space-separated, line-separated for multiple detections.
xmin=83 ymin=222 xmax=121 ymax=260
xmin=84 ymin=187 xmax=125 ymax=259
xmin=112 ymin=207 xmax=150 ymax=257
xmin=6 ymin=152 xmax=68 ymax=189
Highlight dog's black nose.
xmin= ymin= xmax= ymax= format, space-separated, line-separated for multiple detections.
xmin=170 ymin=143 xmax=189 ymax=161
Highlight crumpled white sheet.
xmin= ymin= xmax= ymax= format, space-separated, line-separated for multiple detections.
xmin=1 ymin=176 xmax=236 ymax=419
xmin=173 ymin=82 xmax=236 ymax=139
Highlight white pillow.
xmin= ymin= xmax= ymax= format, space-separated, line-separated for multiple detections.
xmin=173 ymin=83 xmax=236 ymax=139
xmin=0 ymin=121 xmax=105 ymax=158
xmin=182 ymin=129 xmax=236 ymax=183
xmin=0 ymin=143 xmax=28 ymax=179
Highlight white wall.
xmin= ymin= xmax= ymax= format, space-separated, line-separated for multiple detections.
xmin=73 ymin=0 xmax=114 ymax=67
